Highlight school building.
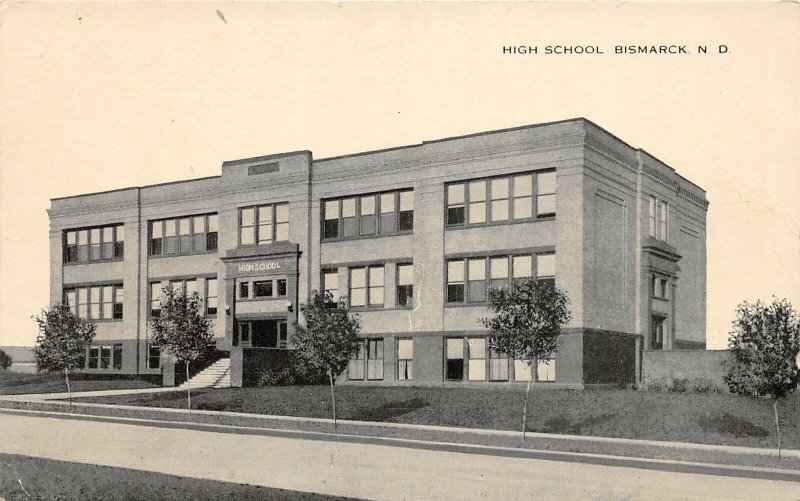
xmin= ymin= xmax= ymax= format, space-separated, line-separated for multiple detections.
xmin=47 ymin=118 xmax=708 ymax=388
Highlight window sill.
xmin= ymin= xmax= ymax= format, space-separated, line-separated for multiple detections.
xmin=444 ymin=302 xmax=490 ymax=308
xmin=445 ymin=216 xmax=555 ymax=231
xmin=322 ymin=231 xmax=413 ymax=244
xmin=239 ymin=296 xmax=289 ymax=302
xmin=64 ymin=258 xmax=124 ymax=266
xmin=149 ymin=250 xmax=219 ymax=259
xmin=92 ymin=319 xmax=124 ymax=323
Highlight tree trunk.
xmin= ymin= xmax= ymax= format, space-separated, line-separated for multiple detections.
xmin=772 ymin=398 xmax=782 ymax=461
xmin=64 ymin=368 xmax=72 ymax=409
xmin=522 ymin=366 xmax=532 ymax=444
xmin=328 ymin=369 xmax=337 ymax=431
xmin=186 ymin=361 xmax=192 ymax=417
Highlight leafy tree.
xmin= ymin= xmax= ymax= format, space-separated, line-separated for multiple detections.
xmin=481 ymin=279 xmax=571 ymax=443
xmin=32 ymin=304 xmax=97 ymax=407
xmin=293 ymin=290 xmax=362 ymax=429
xmin=148 ymin=285 xmax=214 ymax=414
xmin=0 ymin=349 xmax=12 ymax=370
xmin=723 ymin=297 xmax=800 ymax=459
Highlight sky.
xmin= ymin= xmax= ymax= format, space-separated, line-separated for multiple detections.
xmin=0 ymin=2 xmax=798 ymax=349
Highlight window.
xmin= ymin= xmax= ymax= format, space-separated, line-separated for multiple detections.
xmin=536 ymin=358 xmax=556 ymax=382
xmin=397 ymin=338 xmax=413 ymax=380
xmin=653 ymin=277 xmax=669 ymax=299
xmin=348 ymin=341 xmax=365 ymax=380
xmin=512 ymin=255 xmax=532 ymax=284
xmin=88 ymin=347 xmax=99 ymax=369
xmin=467 ymin=338 xmax=486 ymax=381
xmin=64 ymin=224 xmax=123 ymax=264
xmin=147 ymin=345 xmax=161 ymax=369
xmin=150 ymin=282 xmax=162 ymax=317
xmin=446 ymin=338 xmax=464 ymax=380
xmin=366 ymin=339 xmax=384 ymax=380
xmin=99 ymin=346 xmax=111 ymax=369
xmin=63 ymin=284 xmax=123 ymax=320
xmin=254 ymin=281 xmax=273 ymax=298
xmin=514 ymin=359 xmax=532 ymax=381
xmin=240 ymin=203 xmax=289 ymax=246
xmin=111 ymin=344 xmax=122 ymax=370
xmin=150 ymin=214 xmax=217 ymax=256
xmin=536 ymin=171 xmax=556 ymax=216
xmin=446 ymin=260 xmax=465 ymax=303
xmin=659 ymin=201 xmax=668 ymax=240
xmin=468 ymin=258 xmax=486 ymax=302
xmin=239 ymin=281 xmax=250 ymax=299
xmin=322 ymin=270 xmax=339 ymax=302
xmin=651 ymin=316 xmax=665 ymax=350
xmin=537 ymin=253 xmax=556 ymax=286
xmin=648 ymin=196 xmax=657 ymax=238
xmin=446 ymin=171 xmax=554 ymax=228
xmin=277 ymin=279 xmax=288 ymax=297
xmin=489 ymin=348 xmax=509 ymax=381
xmin=490 ymin=257 xmax=509 ymax=290
xmin=206 ymin=278 xmax=218 ymax=315
xmin=396 ymin=264 xmax=414 ymax=308
xmin=323 ymin=189 xmax=413 ymax=241
xmin=349 ymin=265 xmax=384 ymax=308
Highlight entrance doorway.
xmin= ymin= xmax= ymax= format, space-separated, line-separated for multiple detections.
xmin=237 ymin=320 xmax=288 ymax=348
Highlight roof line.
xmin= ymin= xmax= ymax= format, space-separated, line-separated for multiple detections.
xmin=51 ymin=175 xmax=221 ymax=202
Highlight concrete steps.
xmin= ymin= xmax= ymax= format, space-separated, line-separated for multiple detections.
xmin=177 ymin=358 xmax=230 ymax=389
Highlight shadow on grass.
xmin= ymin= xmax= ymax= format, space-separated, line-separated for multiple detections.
xmin=536 ymin=414 xmax=616 ymax=434
xmin=349 ymin=397 xmax=430 ymax=422
xmin=697 ymin=413 xmax=770 ymax=438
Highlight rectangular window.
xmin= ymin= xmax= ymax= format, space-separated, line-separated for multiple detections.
xmin=65 ymin=284 xmax=122 ymax=320
xmin=323 ymin=200 xmax=340 ymax=239
xmin=206 ymin=278 xmax=217 ymax=315
xmin=368 ymin=266 xmax=384 ymax=306
xmin=112 ymin=344 xmax=123 ymax=370
xmin=88 ymin=346 xmax=99 ymax=369
xmin=659 ymin=201 xmax=668 ymax=241
xmin=396 ymin=264 xmax=414 ymax=308
xmin=348 ymin=341 xmax=365 ymax=380
xmin=514 ymin=359 xmax=532 ymax=381
xmin=64 ymin=224 xmax=123 ymax=264
xmin=240 ymin=208 xmax=255 ymax=246
xmin=467 ymin=338 xmax=486 ymax=381
xmin=147 ymin=345 xmax=161 ymax=369
xmin=537 ymin=253 xmax=556 ymax=285
xmin=151 ymin=221 xmax=163 ymax=255
xmin=359 ymin=195 xmax=377 ymax=236
xmin=178 ymin=218 xmax=191 ymax=252
xmin=489 ymin=349 xmax=509 ymax=381
xmin=207 ymin=214 xmax=218 ymax=251
xmin=254 ymin=280 xmax=273 ymax=298
xmin=164 ymin=219 xmax=177 ymax=254
xmin=536 ymin=171 xmax=556 ymax=216
xmin=239 ymin=281 xmax=250 ymax=299
xmin=113 ymin=286 xmax=124 ymax=319
xmin=322 ymin=270 xmax=339 ymax=302
xmin=397 ymin=338 xmax=413 ymax=380
xmin=101 ymin=285 xmax=113 ymax=319
xmin=537 ymin=358 xmax=556 ymax=382
xmin=446 ymin=338 xmax=464 ymax=381
xmin=150 ymin=282 xmax=162 ymax=317
xmin=275 ymin=203 xmax=290 ymax=242
xmin=513 ymin=174 xmax=533 ymax=220
xmin=99 ymin=346 xmax=111 ymax=369
xmin=446 ymin=184 xmax=466 ymax=226
xmin=651 ymin=316 xmax=665 ymax=350
xmin=65 ymin=290 xmax=76 ymax=315
xmin=185 ymin=279 xmax=197 ymax=298
xmin=192 ymin=216 xmax=206 ymax=252
xmin=446 ymin=260 xmax=465 ymax=303
xmin=379 ymin=192 xmax=396 ymax=235
xmin=77 ymin=288 xmax=88 ymax=318
xmin=89 ymin=286 xmax=101 ymax=319
xmin=276 ymin=279 xmax=288 ymax=297
xmin=323 ymin=189 xmax=412 ymax=241
xmin=468 ymin=181 xmax=487 ymax=224
xmin=349 ymin=265 xmax=384 ymax=307
xmin=648 ymin=196 xmax=657 ymax=238
xmin=349 ymin=268 xmax=366 ymax=307
xmin=490 ymin=178 xmax=509 ymax=222
xmin=366 ymin=339 xmax=384 ymax=380
xmin=258 ymin=206 xmax=273 ymax=245
xmin=467 ymin=258 xmax=486 ymax=303
xmin=512 ymin=255 xmax=532 ymax=284
xmin=490 ymin=256 xmax=509 ymax=290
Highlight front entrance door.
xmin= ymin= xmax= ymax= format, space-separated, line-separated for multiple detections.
xmin=238 ymin=320 xmax=288 ymax=348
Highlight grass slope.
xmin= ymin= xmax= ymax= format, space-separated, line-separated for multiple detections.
xmin=0 ymin=370 xmax=159 ymax=395
xmin=76 ymin=385 xmax=800 ymax=450
xmin=0 ymin=453 xmax=353 ymax=501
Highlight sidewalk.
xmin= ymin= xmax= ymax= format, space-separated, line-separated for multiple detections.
xmin=2 ymin=386 xmax=799 ymax=472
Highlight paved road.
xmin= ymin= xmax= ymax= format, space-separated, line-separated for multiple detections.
xmin=1 ymin=411 xmax=798 ymax=500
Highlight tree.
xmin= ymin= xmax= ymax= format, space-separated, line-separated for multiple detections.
xmin=723 ymin=297 xmax=800 ymax=460
xmin=481 ymin=279 xmax=571 ymax=443
xmin=293 ymin=290 xmax=362 ymax=429
xmin=32 ymin=304 xmax=97 ymax=407
xmin=148 ymin=285 xmax=214 ymax=414
xmin=0 ymin=349 xmax=12 ymax=370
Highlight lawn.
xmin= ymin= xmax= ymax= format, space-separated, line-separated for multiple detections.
xmin=0 ymin=453 xmax=352 ymax=501
xmin=0 ymin=370 xmax=160 ymax=395
xmin=74 ymin=385 xmax=800 ymax=450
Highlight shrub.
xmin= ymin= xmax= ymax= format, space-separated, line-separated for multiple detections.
xmin=693 ymin=378 xmax=722 ymax=394
xmin=669 ymin=377 xmax=689 ymax=393
xmin=255 ymin=352 xmax=327 ymax=387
